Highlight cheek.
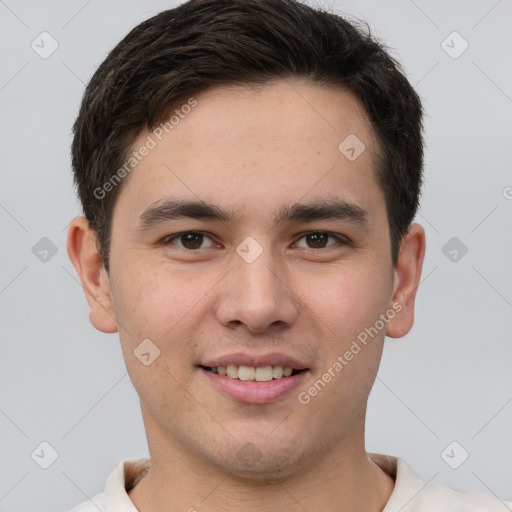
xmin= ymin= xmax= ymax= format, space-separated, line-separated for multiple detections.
xmin=111 ymin=262 xmax=205 ymax=341
xmin=110 ymin=265 xmax=200 ymax=408
xmin=307 ymin=262 xmax=392 ymax=335
xmin=110 ymin=262 xmax=221 ymax=389
xmin=300 ymin=268 xmax=391 ymax=416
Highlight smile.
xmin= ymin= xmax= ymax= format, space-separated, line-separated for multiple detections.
xmin=200 ymin=364 xmax=305 ymax=381
xmin=198 ymin=365 xmax=310 ymax=404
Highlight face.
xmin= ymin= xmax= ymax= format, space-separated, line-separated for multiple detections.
xmin=75 ymin=80 xmax=421 ymax=479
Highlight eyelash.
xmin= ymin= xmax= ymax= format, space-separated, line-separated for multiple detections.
xmin=161 ymin=231 xmax=349 ymax=251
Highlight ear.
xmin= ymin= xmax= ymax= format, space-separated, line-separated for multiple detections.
xmin=66 ymin=216 xmax=118 ymax=333
xmin=386 ymin=223 xmax=426 ymax=338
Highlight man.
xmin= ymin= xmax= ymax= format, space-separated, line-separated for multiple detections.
xmin=66 ymin=0 xmax=511 ymax=510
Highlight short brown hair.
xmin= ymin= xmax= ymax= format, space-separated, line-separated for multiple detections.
xmin=71 ymin=0 xmax=424 ymax=273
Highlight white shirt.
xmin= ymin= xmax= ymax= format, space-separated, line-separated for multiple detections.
xmin=66 ymin=452 xmax=512 ymax=511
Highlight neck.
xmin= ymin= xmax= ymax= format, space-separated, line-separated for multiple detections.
xmin=128 ymin=413 xmax=395 ymax=512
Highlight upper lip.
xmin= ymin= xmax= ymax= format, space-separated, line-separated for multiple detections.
xmin=200 ymin=353 xmax=309 ymax=370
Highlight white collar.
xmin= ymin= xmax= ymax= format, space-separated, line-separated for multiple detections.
xmin=89 ymin=452 xmax=510 ymax=511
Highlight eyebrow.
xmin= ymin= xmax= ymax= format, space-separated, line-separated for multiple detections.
xmin=137 ymin=198 xmax=369 ymax=230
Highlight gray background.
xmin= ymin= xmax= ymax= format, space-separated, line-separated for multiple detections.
xmin=0 ymin=0 xmax=511 ymax=510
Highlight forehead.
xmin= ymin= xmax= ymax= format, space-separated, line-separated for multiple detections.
xmin=114 ymin=79 xmax=384 ymax=226
xmin=159 ymin=80 xmax=377 ymax=161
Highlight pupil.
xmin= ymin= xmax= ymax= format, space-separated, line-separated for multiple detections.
xmin=183 ymin=233 xmax=202 ymax=249
xmin=308 ymin=233 xmax=327 ymax=248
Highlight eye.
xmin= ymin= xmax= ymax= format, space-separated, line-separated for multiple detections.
xmin=163 ymin=231 xmax=217 ymax=250
xmin=295 ymin=231 xmax=347 ymax=249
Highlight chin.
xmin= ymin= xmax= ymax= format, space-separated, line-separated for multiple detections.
xmin=209 ymin=440 xmax=309 ymax=482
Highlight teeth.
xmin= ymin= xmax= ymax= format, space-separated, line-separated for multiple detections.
xmin=238 ymin=366 xmax=255 ymax=381
xmin=273 ymin=366 xmax=284 ymax=379
xmin=255 ymin=366 xmax=273 ymax=381
xmin=208 ymin=364 xmax=299 ymax=381
xmin=226 ymin=364 xmax=238 ymax=378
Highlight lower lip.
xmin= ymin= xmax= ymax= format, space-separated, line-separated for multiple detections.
xmin=199 ymin=367 xmax=309 ymax=404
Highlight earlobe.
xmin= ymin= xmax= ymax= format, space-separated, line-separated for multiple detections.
xmin=385 ymin=223 xmax=426 ymax=339
xmin=66 ymin=216 xmax=118 ymax=334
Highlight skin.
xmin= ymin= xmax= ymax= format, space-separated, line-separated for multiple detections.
xmin=68 ymin=79 xmax=425 ymax=512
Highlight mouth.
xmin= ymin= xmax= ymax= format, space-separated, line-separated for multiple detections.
xmin=199 ymin=364 xmax=307 ymax=382
xmin=197 ymin=357 xmax=310 ymax=403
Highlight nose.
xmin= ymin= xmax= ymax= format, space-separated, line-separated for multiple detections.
xmin=213 ymin=245 xmax=299 ymax=334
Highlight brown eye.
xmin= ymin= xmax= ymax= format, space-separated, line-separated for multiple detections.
xmin=295 ymin=231 xmax=343 ymax=249
xmin=164 ymin=232 xmax=216 ymax=250
xmin=180 ymin=233 xmax=203 ymax=249
xmin=305 ymin=232 xmax=329 ymax=248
